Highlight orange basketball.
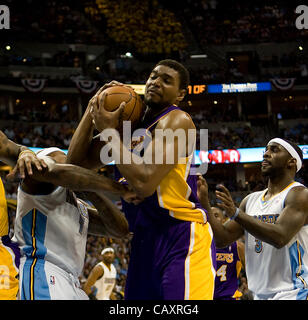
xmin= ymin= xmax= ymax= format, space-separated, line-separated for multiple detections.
xmin=99 ymin=85 xmax=144 ymax=127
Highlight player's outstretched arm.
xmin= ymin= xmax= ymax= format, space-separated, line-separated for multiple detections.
xmin=22 ymin=158 xmax=129 ymax=197
xmin=197 ymin=175 xmax=244 ymax=248
xmin=216 ymin=184 xmax=308 ymax=248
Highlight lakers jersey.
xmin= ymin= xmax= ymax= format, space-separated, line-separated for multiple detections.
xmin=116 ymin=105 xmax=216 ymax=300
xmin=0 ymin=178 xmax=20 ymax=300
xmin=214 ymin=242 xmax=242 ymax=300
xmin=117 ymin=105 xmax=207 ymax=225
xmin=94 ymin=262 xmax=117 ymax=300
xmin=0 ymin=178 xmax=8 ymax=237
xmin=245 ymin=181 xmax=308 ymax=300
xmin=13 ymin=183 xmax=89 ymax=278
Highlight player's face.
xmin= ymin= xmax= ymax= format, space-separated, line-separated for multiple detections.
xmin=144 ymin=65 xmax=185 ymax=110
xmin=261 ymin=143 xmax=291 ymax=177
xmin=103 ymin=252 xmax=115 ymax=264
xmin=211 ymin=207 xmax=226 ymax=223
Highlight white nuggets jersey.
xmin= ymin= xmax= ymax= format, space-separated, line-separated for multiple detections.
xmin=245 ymin=181 xmax=308 ymax=300
xmin=94 ymin=262 xmax=117 ymax=300
xmin=13 ymin=185 xmax=89 ymax=278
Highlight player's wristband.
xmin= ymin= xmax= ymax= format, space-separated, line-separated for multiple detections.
xmin=18 ymin=150 xmax=35 ymax=159
xmin=230 ymin=207 xmax=240 ymax=220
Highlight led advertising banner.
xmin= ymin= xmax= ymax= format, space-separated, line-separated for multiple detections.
xmin=124 ymin=82 xmax=271 ymax=95
xmin=195 ymin=145 xmax=308 ymax=164
xmin=29 ymin=145 xmax=308 ymax=165
xmin=207 ymin=82 xmax=272 ymax=93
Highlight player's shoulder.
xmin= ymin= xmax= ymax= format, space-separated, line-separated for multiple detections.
xmin=285 ymin=184 xmax=308 ymax=206
xmin=157 ymin=109 xmax=195 ymax=130
xmin=240 ymin=190 xmax=264 ymax=210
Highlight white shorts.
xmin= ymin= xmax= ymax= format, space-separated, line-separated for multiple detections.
xmin=254 ymin=288 xmax=308 ymax=300
xmin=19 ymin=258 xmax=89 ymax=300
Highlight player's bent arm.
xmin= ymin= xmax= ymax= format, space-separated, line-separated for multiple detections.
xmin=116 ymin=110 xmax=195 ymax=198
xmin=83 ymin=264 xmax=104 ymax=296
xmin=67 ymin=105 xmax=105 ymax=170
xmin=234 ymin=187 xmax=308 ymax=249
xmin=82 ymin=191 xmax=129 ymax=239
xmin=211 ymin=198 xmax=246 ymax=248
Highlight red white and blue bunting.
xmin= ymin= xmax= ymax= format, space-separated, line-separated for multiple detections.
xmin=72 ymin=79 xmax=98 ymax=94
xmin=21 ymin=79 xmax=47 ymax=92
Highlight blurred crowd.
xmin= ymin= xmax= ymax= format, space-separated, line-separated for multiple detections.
xmin=1 ymin=0 xmax=307 ymax=86
xmin=182 ymin=0 xmax=308 ymax=46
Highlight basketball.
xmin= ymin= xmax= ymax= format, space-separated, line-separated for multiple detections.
xmin=99 ymin=85 xmax=144 ymax=126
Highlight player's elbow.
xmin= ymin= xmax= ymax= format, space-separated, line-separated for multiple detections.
xmin=272 ymin=237 xmax=288 ymax=249
xmin=117 ymin=220 xmax=129 ymax=238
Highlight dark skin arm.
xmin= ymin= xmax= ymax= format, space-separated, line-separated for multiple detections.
xmin=216 ymin=184 xmax=308 ymax=249
xmin=22 ymin=161 xmax=128 ymax=196
xmin=78 ymin=193 xmax=129 ymax=239
xmin=91 ymin=91 xmax=196 ymax=198
xmin=83 ymin=263 xmax=104 ymax=296
xmin=197 ymin=175 xmax=244 ymax=248
xmin=22 ymin=159 xmax=130 ymax=238
xmin=0 ymin=130 xmax=47 ymax=178
xmin=67 ymin=82 xmax=124 ymax=169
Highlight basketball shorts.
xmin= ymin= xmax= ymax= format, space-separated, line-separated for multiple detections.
xmin=19 ymin=258 xmax=88 ymax=300
xmin=254 ymin=288 xmax=308 ymax=300
xmin=125 ymin=220 xmax=216 ymax=300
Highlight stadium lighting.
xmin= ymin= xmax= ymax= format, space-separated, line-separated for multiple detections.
xmin=5 ymin=45 xmax=11 ymax=51
xmin=299 ymin=46 xmax=303 ymax=51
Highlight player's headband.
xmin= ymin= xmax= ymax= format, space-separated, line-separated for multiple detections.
xmin=36 ymin=147 xmax=64 ymax=158
xmin=101 ymin=247 xmax=114 ymax=255
xmin=267 ymin=138 xmax=302 ymax=172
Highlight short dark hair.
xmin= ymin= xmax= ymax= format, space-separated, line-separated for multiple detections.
xmin=284 ymin=139 xmax=303 ymax=162
xmin=155 ymin=59 xmax=190 ymax=90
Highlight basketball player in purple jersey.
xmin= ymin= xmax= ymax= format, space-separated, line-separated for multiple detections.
xmin=68 ymin=59 xmax=216 ymax=300
xmin=197 ymin=176 xmax=245 ymax=300
xmin=211 ymin=207 xmax=245 ymax=300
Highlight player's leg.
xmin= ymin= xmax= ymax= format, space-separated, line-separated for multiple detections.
xmin=161 ymin=222 xmax=216 ymax=300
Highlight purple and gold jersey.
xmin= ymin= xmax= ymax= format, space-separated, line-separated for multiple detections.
xmin=214 ymin=242 xmax=242 ymax=300
xmin=116 ymin=105 xmax=216 ymax=300
xmin=0 ymin=178 xmax=20 ymax=300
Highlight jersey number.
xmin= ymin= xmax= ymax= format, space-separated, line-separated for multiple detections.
xmin=0 ymin=265 xmax=10 ymax=289
xmin=216 ymin=264 xmax=227 ymax=282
